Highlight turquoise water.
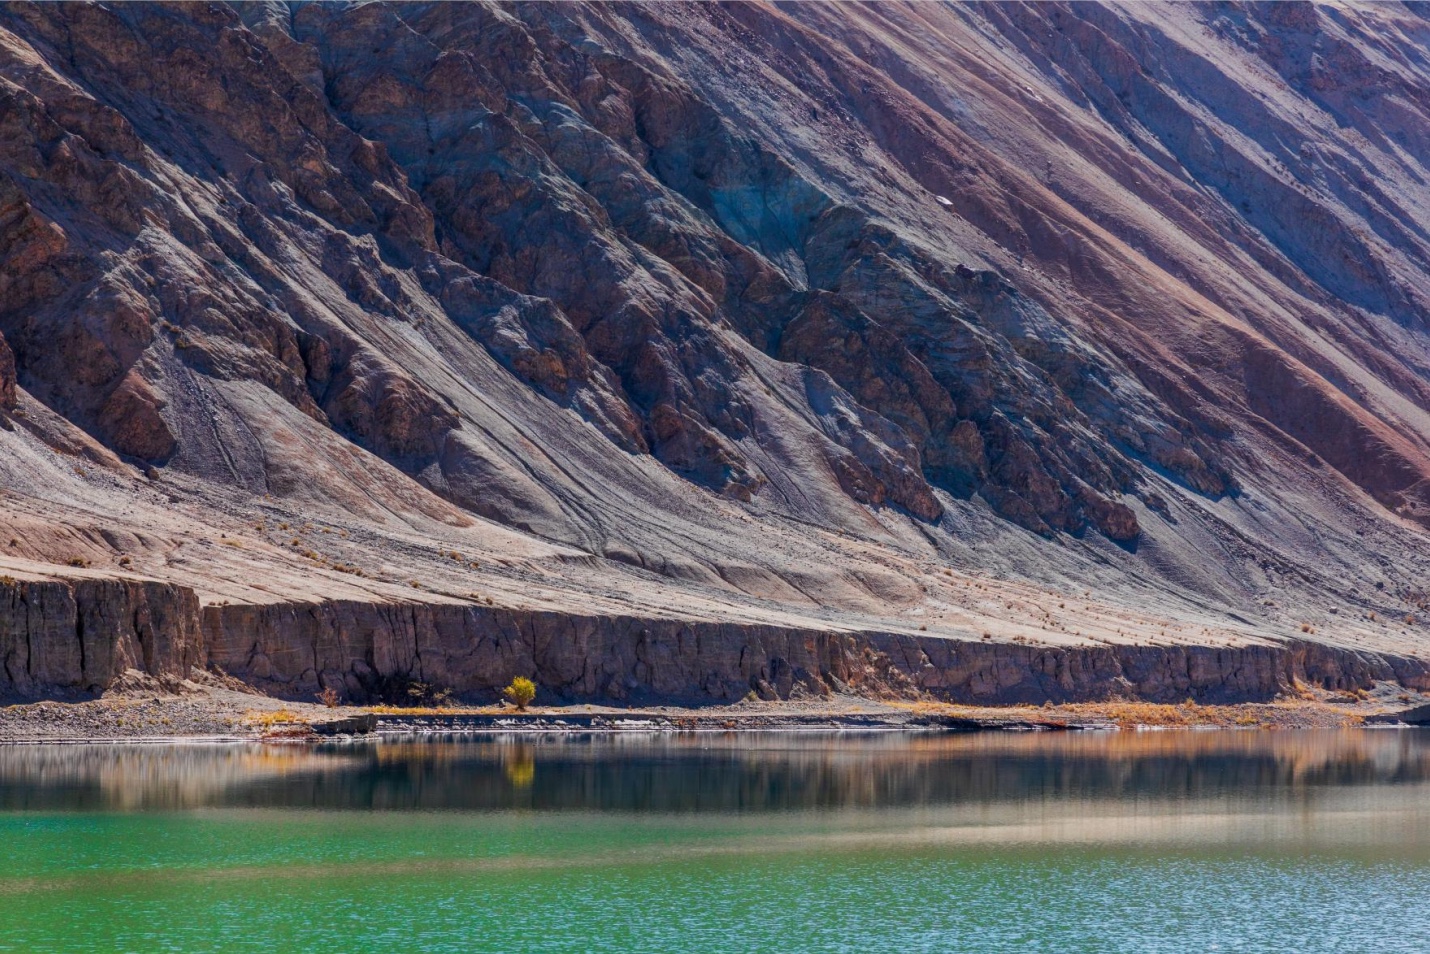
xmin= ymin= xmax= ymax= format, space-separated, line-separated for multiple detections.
xmin=2 ymin=730 xmax=1429 ymax=952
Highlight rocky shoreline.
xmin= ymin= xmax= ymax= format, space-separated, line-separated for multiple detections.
xmin=3 ymin=674 xmax=1427 ymax=744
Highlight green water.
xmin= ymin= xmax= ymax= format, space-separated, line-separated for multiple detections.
xmin=2 ymin=731 xmax=1430 ymax=952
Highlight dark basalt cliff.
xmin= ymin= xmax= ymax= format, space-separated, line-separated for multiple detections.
xmin=2 ymin=1 xmax=1430 ymax=703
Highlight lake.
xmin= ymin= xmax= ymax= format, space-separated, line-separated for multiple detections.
xmin=1 ymin=730 xmax=1428 ymax=952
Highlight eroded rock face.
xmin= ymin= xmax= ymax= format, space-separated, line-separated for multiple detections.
xmin=0 ymin=578 xmax=202 ymax=697
xmin=0 ymin=332 xmax=16 ymax=416
xmin=3 ymin=1 xmax=1430 ymax=702
xmin=6 ymin=579 xmax=1424 ymax=706
xmin=1 ymin=0 xmax=1426 ymax=544
xmin=202 ymin=598 xmax=1429 ymax=706
xmin=0 ymin=0 xmax=1165 ymax=536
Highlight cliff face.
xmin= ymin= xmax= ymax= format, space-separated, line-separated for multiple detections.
xmin=0 ymin=577 xmax=201 ymax=696
xmin=2 ymin=2 xmax=1430 ymax=704
xmin=4 ymin=577 xmax=1424 ymax=705
xmin=201 ymin=599 xmax=1430 ymax=706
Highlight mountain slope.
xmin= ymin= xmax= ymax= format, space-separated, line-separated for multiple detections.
xmin=2 ymin=0 xmax=1429 ymax=702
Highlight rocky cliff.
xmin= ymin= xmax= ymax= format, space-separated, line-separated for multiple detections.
xmin=2 ymin=1 xmax=1430 ymax=703
xmin=0 ymin=576 xmax=201 ymax=696
xmin=4 ymin=576 xmax=1425 ymax=705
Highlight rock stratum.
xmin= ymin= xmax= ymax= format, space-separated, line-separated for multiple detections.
xmin=3 ymin=1 xmax=1430 ymax=704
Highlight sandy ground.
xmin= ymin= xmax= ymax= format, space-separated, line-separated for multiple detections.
xmin=3 ymin=678 xmax=1427 ymax=743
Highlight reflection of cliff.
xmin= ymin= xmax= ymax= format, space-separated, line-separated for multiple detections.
xmin=0 ymin=745 xmax=360 ymax=812
xmin=3 ymin=732 xmax=1429 ymax=814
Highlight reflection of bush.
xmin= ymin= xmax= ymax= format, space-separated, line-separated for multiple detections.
xmin=504 ymin=748 xmax=536 ymax=788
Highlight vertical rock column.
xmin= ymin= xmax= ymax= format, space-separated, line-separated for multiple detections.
xmin=0 ymin=578 xmax=203 ymax=697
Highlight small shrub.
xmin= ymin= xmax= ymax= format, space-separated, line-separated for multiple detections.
xmin=66 ymin=556 xmax=88 ymax=568
xmin=503 ymin=676 xmax=536 ymax=711
xmin=118 ymin=556 xmax=132 ymax=567
xmin=316 ymin=687 xmax=340 ymax=708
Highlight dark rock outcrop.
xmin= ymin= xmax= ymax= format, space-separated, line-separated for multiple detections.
xmin=3 ymin=573 xmax=1426 ymax=705
xmin=9 ymin=577 xmax=1428 ymax=704
xmin=201 ymin=598 xmax=1430 ymax=705
xmin=0 ymin=577 xmax=202 ymax=697
xmin=0 ymin=331 xmax=16 ymax=418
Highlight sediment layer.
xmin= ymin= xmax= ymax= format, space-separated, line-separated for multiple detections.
xmin=3 ymin=578 xmax=1425 ymax=706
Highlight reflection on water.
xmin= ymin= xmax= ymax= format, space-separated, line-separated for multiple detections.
xmin=3 ymin=731 xmax=1430 ymax=953
xmin=3 ymin=729 xmax=1430 ymax=815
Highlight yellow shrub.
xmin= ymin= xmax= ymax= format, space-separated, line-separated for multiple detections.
xmin=503 ymin=677 xmax=536 ymax=711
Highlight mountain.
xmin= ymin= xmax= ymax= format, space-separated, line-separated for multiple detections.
xmin=2 ymin=0 xmax=1430 ymax=703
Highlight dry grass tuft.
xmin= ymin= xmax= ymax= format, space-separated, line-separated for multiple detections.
xmin=364 ymin=704 xmax=493 ymax=716
xmin=243 ymin=708 xmax=305 ymax=727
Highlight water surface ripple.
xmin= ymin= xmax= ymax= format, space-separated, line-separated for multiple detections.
xmin=1 ymin=730 xmax=1427 ymax=952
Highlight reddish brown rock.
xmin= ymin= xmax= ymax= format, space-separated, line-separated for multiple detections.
xmin=96 ymin=369 xmax=175 ymax=462
xmin=0 ymin=331 xmax=15 ymax=415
